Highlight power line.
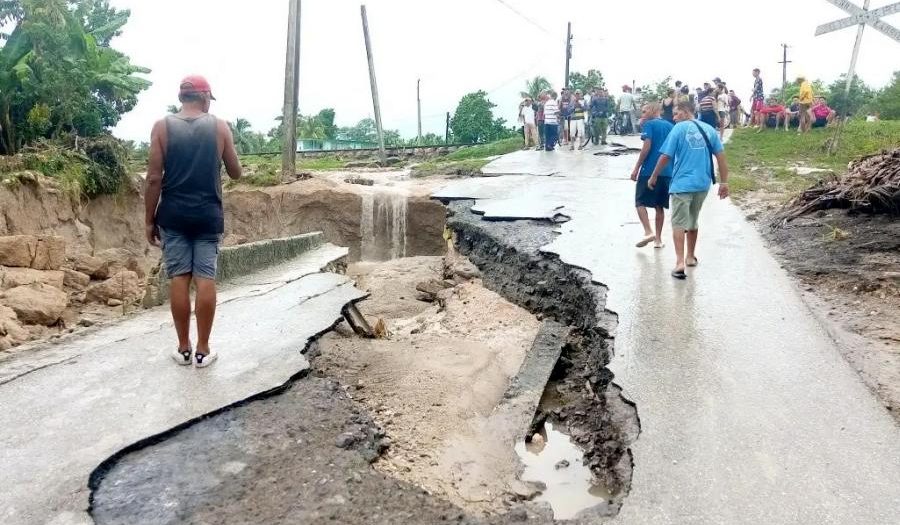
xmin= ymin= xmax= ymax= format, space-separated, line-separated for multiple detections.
xmin=491 ymin=0 xmax=553 ymax=35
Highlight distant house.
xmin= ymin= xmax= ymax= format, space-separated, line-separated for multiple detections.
xmin=297 ymin=138 xmax=378 ymax=151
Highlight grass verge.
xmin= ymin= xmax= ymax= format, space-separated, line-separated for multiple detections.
xmin=725 ymin=121 xmax=900 ymax=199
xmin=410 ymin=137 xmax=522 ymax=178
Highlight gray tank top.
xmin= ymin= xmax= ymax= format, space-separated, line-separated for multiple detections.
xmin=156 ymin=114 xmax=223 ymax=235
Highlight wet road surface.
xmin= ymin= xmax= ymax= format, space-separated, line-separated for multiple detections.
xmin=0 ymin=245 xmax=363 ymax=525
xmin=436 ymin=140 xmax=900 ymax=524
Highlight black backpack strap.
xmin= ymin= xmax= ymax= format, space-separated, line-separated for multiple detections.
xmin=690 ymin=120 xmax=717 ymax=184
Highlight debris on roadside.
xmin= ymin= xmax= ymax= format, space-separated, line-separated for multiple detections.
xmin=781 ymin=148 xmax=900 ymax=219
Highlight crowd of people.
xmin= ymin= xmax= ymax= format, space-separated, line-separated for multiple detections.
xmin=515 ymin=67 xmax=849 ymax=278
xmin=518 ymin=68 xmax=841 ymax=152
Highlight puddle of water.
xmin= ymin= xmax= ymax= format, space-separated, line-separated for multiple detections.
xmin=515 ymin=422 xmax=610 ymax=520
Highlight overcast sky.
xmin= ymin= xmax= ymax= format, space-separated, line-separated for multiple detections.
xmin=111 ymin=0 xmax=900 ymax=143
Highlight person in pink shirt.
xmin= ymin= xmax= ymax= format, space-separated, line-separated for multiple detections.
xmin=811 ymin=96 xmax=836 ymax=128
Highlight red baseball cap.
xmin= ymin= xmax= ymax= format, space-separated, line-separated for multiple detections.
xmin=179 ymin=75 xmax=216 ymax=100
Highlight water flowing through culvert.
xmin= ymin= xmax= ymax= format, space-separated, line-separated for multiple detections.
xmin=360 ymin=190 xmax=408 ymax=262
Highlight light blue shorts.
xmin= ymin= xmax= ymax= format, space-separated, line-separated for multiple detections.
xmin=159 ymin=227 xmax=220 ymax=280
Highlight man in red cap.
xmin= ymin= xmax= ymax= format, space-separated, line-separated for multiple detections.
xmin=145 ymin=75 xmax=242 ymax=368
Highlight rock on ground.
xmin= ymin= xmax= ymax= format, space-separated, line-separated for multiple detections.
xmin=92 ymin=249 xmax=144 ymax=280
xmin=0 ymin=268 xmax=65 ymax=290
xmin=2 ymin=283 xmax=68 ymax=326
xmin=87 ymin=271 xmax=142 ymax=304
xmin=0 ymin=305 xmax=29 ymax=350
xmin=62 ymin=268 xmax=91 ymax=291
xmin=0 ymin=235 xmax=37 ymax=268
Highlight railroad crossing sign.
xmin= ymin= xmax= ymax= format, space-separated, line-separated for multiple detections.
xmin=816 ymin=1 xmax=900 ymax=152
xmin=815 ymin=0 xmax=900 ymax=42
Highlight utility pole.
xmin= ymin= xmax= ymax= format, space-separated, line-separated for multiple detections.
xmin=281 ymin=0 xmax=301 ymax=177
xmin=778 ymin=43 xmax=792 ymax=102
xmin=360 ymin=5 xmax=386 ymax=161
xmin=417 ymin=79 xmax=422 ymax=144
xmin=445 ymin=112 xmax=450 ymax=144
xmin=564 ymin=22 xmax=572 ymax=88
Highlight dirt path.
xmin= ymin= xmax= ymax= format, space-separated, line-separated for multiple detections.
xmin=316 ymin=256 xmax=543 ymax=514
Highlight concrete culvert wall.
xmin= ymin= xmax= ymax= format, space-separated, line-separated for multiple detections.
xmin=225 ymin=189 xmax=446 ymax=262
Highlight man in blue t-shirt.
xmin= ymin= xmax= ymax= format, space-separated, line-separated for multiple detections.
xmin=648 ymin=101 xmax=730 ymax=279
xmin=630 ymin=102 xmax=674 ymax=249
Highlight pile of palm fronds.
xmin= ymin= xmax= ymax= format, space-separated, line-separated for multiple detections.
xmin=782 ymin=148 xmax=900 ymax=219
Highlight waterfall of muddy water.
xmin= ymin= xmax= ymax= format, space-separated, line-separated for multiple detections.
xmin=359 ymin=189 xmax=408 ymax=261
xmin=515 ymin=422 xmax=610 ymax=520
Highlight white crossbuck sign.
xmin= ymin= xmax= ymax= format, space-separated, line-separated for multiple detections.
xmin=816 ymin=0 xmax=900 ymax=42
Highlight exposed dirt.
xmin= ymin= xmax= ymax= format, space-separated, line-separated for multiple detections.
xmin=446 ymin=202 xmax=639 ymax=515
xmin=737 ymin=183 xmax=900 ymax=421
xmin=91 ymin=375 xmax=514 ymax=525
xmin=316 ymin=256 xmax=544 ymax=514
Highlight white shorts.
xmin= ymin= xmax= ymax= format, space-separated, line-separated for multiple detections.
xmin=570 ymin=119 xmax=585 ymax=138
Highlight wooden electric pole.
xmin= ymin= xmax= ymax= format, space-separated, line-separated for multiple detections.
xmin=360 ymin=5 xmax=386 ymax=161
xmin=417 ymin=79 xmax=422 ymax=144
xmin=445 ymin=112 xmax=450 ymax=144
xmin=281 ymin=0 xmax=301 ymax=177
xmin=778 ymin=43 xmax=792 ymax=102
xmin=564 ymin=22 xmax=572 ymax=88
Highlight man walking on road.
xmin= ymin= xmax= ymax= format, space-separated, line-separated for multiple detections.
xmin=648 ymin=101 xmax=730 ymax=280
xmin=630 ymin=103 xmax=674 ymax=249
xmin=145 ymin=75 xmax=242 ymax=367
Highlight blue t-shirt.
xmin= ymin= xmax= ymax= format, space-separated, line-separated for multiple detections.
xmin=659 ymin=120 xmax=724 ymax=194
xmin=639 ymin=118 xmax=674 ymax=178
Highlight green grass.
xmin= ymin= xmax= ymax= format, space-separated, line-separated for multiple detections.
xmin=410 ymin=137 xmax=522 ymax=178
xmin=725 ymin=121 xmax=900 ymax=197
xmin=441 ymin=138 xmax=523 ymax=161
xmin=411 ymin=158 xmax=489 ymax=179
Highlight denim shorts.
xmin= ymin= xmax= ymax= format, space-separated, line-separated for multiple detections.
xmin=159 ymin=227 xmax=220 ymax=280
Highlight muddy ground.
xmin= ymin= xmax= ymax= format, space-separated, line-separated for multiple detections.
xmin=316 ymin=256 xmax=544 ymax=515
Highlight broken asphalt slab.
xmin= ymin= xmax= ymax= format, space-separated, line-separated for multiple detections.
xmin=435 ymin=140 xmax=900 ymax=524
xmin=0 ymin=245 xmax=365 ymax=525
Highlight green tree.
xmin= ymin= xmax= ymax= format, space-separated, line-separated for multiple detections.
xmin=229 ymin=118 xmax=268 ymax=154
xmin=0 ymin=0 xmax=150 ymax=154
xmin=568 ymin=70 xmax=605 ymax=93
xmin=872 ymin=71 xmax=900 ymax=120
xmin=72 ymin=0 xmax=129 ymax=46
xmin=450 ymin=90 xmax=508 ymax=144
xmin=316 ymin=108 xmax=337 ymax=139
xmin=521 ymin=75 xmax=552 ymax=99
xmin=338 ymin=118 xmax=377 ymax=143
xmin=297 ymin=115 xmax=326 ymax=140
xmin=825 ymin=75 xmax=874 ymax=117
xmin=639 ymin=77 xmax=673 ymax=103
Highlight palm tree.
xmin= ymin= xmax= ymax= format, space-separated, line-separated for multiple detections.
xmin=521 ymin=76 xmax=552 ymax=100
xmin=297 ymin=115 xmax=326 ymax=140
xmin=229 ymin=118 xmax=255 ymax=154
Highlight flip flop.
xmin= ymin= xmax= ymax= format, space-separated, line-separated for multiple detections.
xmin=636 ymin=235 xmax=655 ymax=248
xmin=654 ymin=242 xmax=665 ymax=249
xmin=671 ymin=269 xmax=687 ymax=280
xmin=687 ymin=257 xmax=699 ymax=267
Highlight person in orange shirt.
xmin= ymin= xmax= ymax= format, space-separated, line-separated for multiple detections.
xmin=797 ymin=75 xmax=814 ymax=134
